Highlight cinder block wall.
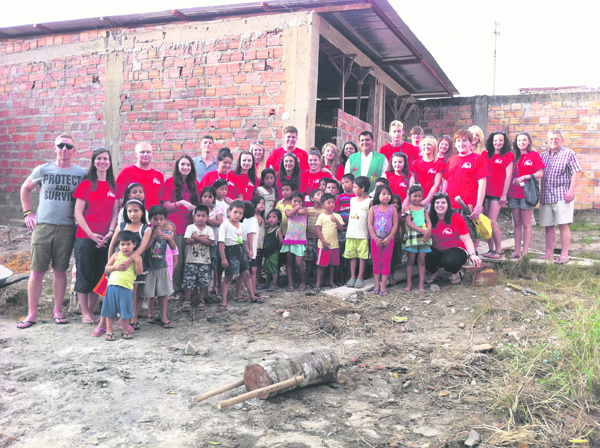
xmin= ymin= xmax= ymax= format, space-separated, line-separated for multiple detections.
xmin=0 ymin=12 xmax=318 ymax=223
xmin=418 ymin=92 xmax=600 ymax=209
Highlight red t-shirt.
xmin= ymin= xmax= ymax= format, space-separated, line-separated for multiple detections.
xmin=335 ymin=192 xmax=354 ymax=228
xmin=410 ymin=159 xmax=444 ymax=199
xmin=385 ymin=172 xmax=409 ymax=203
xmin=444 ymin=152 xmax=489 ymax=210
xmin=507 ymin=151 xmax=545 ymax=199
xmin=486 ymin=152 xmax=515 ymax=197
xmin=379 ymin=142 xmax=419 ymax=166
xmin=160 ymin=177 xmax=202 ymax=234
xmin=266 ymin=147 xmax=309 ymax=173
xmin=238 ymin=173 xmax=256 ymax=201
xmin=116 ymin=165 xmax=164 ymax=208
xmin=198 ymin=171 xmax=244 ymax=200
xmin=431 ymin=213 xmax=469 ymax=251
xmin=300 ymin=171 xmax=331 ymax=194
xmin=73 ymin=180 xmax=117 ymax=239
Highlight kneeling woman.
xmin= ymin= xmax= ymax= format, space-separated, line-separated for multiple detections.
xmin=425 ymin=192 xmax=482 ymax=284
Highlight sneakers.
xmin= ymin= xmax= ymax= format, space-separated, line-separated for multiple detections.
xmin=354 ymin=279 xmax=364 ymax=288
xmin=346 ymin=278 xmax=356 ymax=287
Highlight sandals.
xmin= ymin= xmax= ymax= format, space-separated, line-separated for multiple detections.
xmin=371 ymin=289 xmax=380 ymax=295
xmin=17 ymin=320 xmax=36 ymax=329
xmin=198 ymin=301 xmax=206 ymax=311
xmin=82 ymin=318 xmax=95 ymax=324
xmin=130 ymin=322 xmax=140 ymax=330
xmin=182 ymin=302 xmax=192 ymax=311
xmin=218 ymin=305 xmax=228 ymax=311
xmin=160 ymin=320 xmax=174 ymax=328
xmin=287 ymin=287 xmax=295 ymax=292
xmin=92 ymin=327 xmax=107 ymax=337
xmin=234 ymin=297 xmax=249 ymax=303
xmin=313 ymin=286 xmax=322 ymax=292
xmin=267 ymin=286 xmax=279 ymax=292
xmin=54 ymin=316 xmax=68 ymax=325
xmin=380 ymin=291 xmax=389 ymax=296
xmin=147 ymin=317 xmax=156 ymax=324
xmin=122 ymin=332 xmax=133 ymax=340
xmin=105 ymin=333 xmax=116 ymax=342
xmin=451 ymin=271 xmax=464 ymax=284
xmin=482 ymin=251 xmax=502 ymax=259
xmin=555 ymin=257 xmax=570 ymax=265
xmin=251 ymin=297 xmax=266 ymax=304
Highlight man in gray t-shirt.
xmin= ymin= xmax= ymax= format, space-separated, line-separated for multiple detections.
xmin=18 ymin=134 xmax=87 ymax=329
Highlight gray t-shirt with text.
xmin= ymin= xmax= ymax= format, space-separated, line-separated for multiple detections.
xmin=28 ymin=162 xmax=86 ymax=226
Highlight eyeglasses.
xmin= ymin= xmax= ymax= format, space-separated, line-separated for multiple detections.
xmin=56 ymin=143 xmax=74 ymax=150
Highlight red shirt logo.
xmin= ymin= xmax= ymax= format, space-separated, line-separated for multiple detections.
xmin=461 ymin=162 xmax=472 ymax=169
xmin=442 ymin=228 xmax=453 ymax=235
xmin=427 ymin=168 xmax=437 ymax=174
xmin=107 ymin=191 xmax=116 ymax=198
xmin=524 ymin=160 xmax=533 ymax=166
xmin=153 ymin=178 xmax=161 ymax=185
xmin=494 ymin=159 xmax=503 ymax=164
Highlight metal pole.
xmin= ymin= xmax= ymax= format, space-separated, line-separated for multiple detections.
xmin=493 ymin=22 xmax=500 ymax=95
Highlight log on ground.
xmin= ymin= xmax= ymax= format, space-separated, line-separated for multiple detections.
xmin=243 ymin=347 xmax=340 ymax=399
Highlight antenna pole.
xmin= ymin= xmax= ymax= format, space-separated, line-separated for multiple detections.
xmin=493 ymin=22 xmax=500 ymax=95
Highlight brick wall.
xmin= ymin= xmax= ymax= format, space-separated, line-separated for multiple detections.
xmin=418 ymin=92 xmax=600 ymax=209
xmin=331 ymin=108 xmax=373 ymax=147
xmin=0 ymin=16 xmax=298 ymax=222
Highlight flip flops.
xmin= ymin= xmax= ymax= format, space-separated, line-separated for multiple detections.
xmin=555 ymin=257 xmax=570 ymax=265
xmin=92 ymin=327 xmax=107 ymax=337
xmin=122 ymin=332 xmax=133 ymax=340
xmin=218 ymin=305 xmax=228 ymax=311
xmin=54 ymin=316 xmax=68 ymax=325
xmin=17 ymin=320 xmax=36 ymax=329
xmin=160 ymin=320 xmax=174 ymax=328
xmin=267 ymin=286 xmax=279 ymax=292
xmin=130 ymin=322 xmax=140 ymax=330
xmin=105 ymin=333 xmax=116 ymax=342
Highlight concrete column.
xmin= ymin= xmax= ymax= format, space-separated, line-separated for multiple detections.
xmin=103 ymin=51 xmax=124 ymax=174
xmin=473 ymin=95 xmax=489 ymax=134
xmin=283 ymin=12 xmax=320 ymax=150
xmin=367 ymin=77 xmax=385 ymax=149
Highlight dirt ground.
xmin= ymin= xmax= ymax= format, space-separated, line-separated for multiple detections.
xmin=0 ymin=212 xmax=598 ymax=448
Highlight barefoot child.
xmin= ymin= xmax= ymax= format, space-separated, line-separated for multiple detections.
xmin=315 ymin=193 xmax=344 ymax=291
xmin=344 ymin=176 xmax=371 ymax=288
xmin=218 ymin=200 xmax=259 ymax=310
xmin=183 ymin=205 xmax=214 ymax=311
xmin=137 ymin=205 xmax=177 ymax=328
xmin=368 ymin=185 xmax=398 ymax=296
xmin=101 ymin=231 xmax=144 ymax=341
xmin=403 ymin=184 xmax=432 ymax=293
xmin=281 ymin=192 xmax=307 ymax=291
xmin=263 ymin=210 xmax=284 ymax=291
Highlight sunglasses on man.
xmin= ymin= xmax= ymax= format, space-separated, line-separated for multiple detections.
xmin=56 ymin=143 xmax=74 ymax=150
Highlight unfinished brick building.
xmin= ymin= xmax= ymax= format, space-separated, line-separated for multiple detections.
xmin=0 ymin=0 xmax=457 ymax=222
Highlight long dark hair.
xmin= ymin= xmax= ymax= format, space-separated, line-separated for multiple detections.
xmin=235 ymin=150 xmax=257 ymax=186
xmin=251 ymin=195 xmax=265 ymax=219
xmin=123 ymin=182 xmax=144 ymax=204
xmin=173 ymin=154 xmax=199 ymax=205
xmin=340 ymin=141 xmax=358 ymax=167
xmin=512 ymin=132 xmax=533 ymax=162
xmin=85 ymin=147 xmax=116 ymax=191
xmin=430 ymin=192 xmax=453 ymax=227
xmin=200 ymin=186 xmax=216 ymax=211
xmin=123 ymin=199 xmax=148 ymax=225
xmin=485 ymin=131 xmax=511 ymax=159
xmin=386 ymin=152 xmax=409 ymax=179
xmin=278 ymin=153 xmax=300 ymax=189
xmin=372 ymin=185 xmax=393 ymax=206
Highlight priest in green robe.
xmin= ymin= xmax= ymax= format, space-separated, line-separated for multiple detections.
xmin=344 ymin=131 xmax=389 ymax=192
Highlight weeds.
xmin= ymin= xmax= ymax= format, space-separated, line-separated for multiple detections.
xmin=569 ymin=222 xmax=600 ymax=232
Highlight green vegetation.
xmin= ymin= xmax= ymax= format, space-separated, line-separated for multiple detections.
xmin=569 ymin=221 xmax=600 ymax=232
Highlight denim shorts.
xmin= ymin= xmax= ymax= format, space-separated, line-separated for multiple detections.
xmin=508 ymin=196 xmax=535 ymax=210
xmin=101 ymin=285 xmax=133 ymax=320
xmin=219 ymin=245 xmax=249 ymax=277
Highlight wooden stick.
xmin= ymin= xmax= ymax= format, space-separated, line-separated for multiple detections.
xmin=218 ymin=376 xmax=304 ymax=410
xmin=193 ymin=379 xmax=244 ymax=403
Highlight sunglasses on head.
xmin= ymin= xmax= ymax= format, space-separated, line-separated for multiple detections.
xmin=252 ymin=141 xmax=264 ymax=145
xmin=56 ymin=143 xmax=74 ymax=150
xmin=433 ymin=192 xmax=449 ymax=198
xmin=308 ymin=150 xmax=321 ymax=156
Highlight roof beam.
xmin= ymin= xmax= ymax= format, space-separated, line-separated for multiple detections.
xmin=33 ymin=24 xmax=52 ymax=33
xmin=313 ymin=3 xmax=372 ymax=13
xmin=364 ymin=0 xmax=453 ymax=97
xmin=379 ymin=58 xmax=422 ymax=67
xmin=171 ymin=10 xmax=188 ymax=21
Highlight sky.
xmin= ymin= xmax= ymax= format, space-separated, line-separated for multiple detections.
xmin=2 ymin=0 xmax=599 ymax=97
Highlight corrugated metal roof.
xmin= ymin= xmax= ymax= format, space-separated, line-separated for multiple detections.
xmin=0 ymin=0 xmax=457 ymax=96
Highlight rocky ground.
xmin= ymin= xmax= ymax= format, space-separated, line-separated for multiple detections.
xmin=0 ymin=210 xmax=598 ymax=448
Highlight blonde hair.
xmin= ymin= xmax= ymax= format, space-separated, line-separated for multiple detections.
xmin=468 ymin=126 xmax=485 ymax=154
xmin=321 ymin=142 xmax=340 ymax=175
xmin=419 ymin=136 xmax=438 ymax=162
xmin=135 ymin=141 xmax=152 ymax=153
xmin=55 ymin=133 xmax=75 ymax=144
xmin=390 ymin=120 xmax=404 ymax=131
xmin=251 ymin=142 xmax=267 ymax=175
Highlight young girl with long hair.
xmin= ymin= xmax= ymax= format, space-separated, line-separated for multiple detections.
xmin=257 ymin=168 xmax=278 ymax=217
xmin=118 ymin=182 xmax=148 ymax=224
xmin=161 ymin=154 xmax=200 ymax=302
xmin=277 ymin=152 xmax=301 ymax=196
xmin=482 ymin=131 xmax=514 ymax=259
xmin=200 ymin=186 xmax=225 ymax=298
xmin=251 ymin=195 xmax=267 ymax=289
xmin=281 ymin=191 xmax=308 ymax=291
xmin=368 ymin=185 xmax=398 ymax=296
xmin=403 ymin=184 xmax=432 ymax=293
xmin=385 ymin=152 xmax=410 ymax=204
xmin=235 ymin=150 xmax=257 ymax=200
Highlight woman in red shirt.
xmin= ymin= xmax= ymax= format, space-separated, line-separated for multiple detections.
xmin=235 ymin=150 xmax=257 ymax=201
xmin=73 ymin=148 xmax=119 ymax=324
xmin=277 ymin=152 xmax=301 ymax=196
xmin=409 ymin=136 xmax=443 ymax=207
xmin=437 ymin=135 xmax=455 ymax=165
xmin=251 ymin=141 xmax=267 ymax=178
xmin=425 ymin=192 xmax=481 ymax=284
xmin=321 ymin=143 xmax=344 ymax=180
xmin=161 ymin=154 xmax=201 ymax=301
xmin=507 ymin=132 xmax=544 ymax=260
xmin=482 ymin=131 xmax=514 ymax=259
xmin=198 ymin=148 xmax=244 ymax=201
xmin=340 ymin=141 xmax=358 ymax=174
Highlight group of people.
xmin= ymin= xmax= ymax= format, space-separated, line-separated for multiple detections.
xmin=16 ymin=122 xmax=581 ymax=339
